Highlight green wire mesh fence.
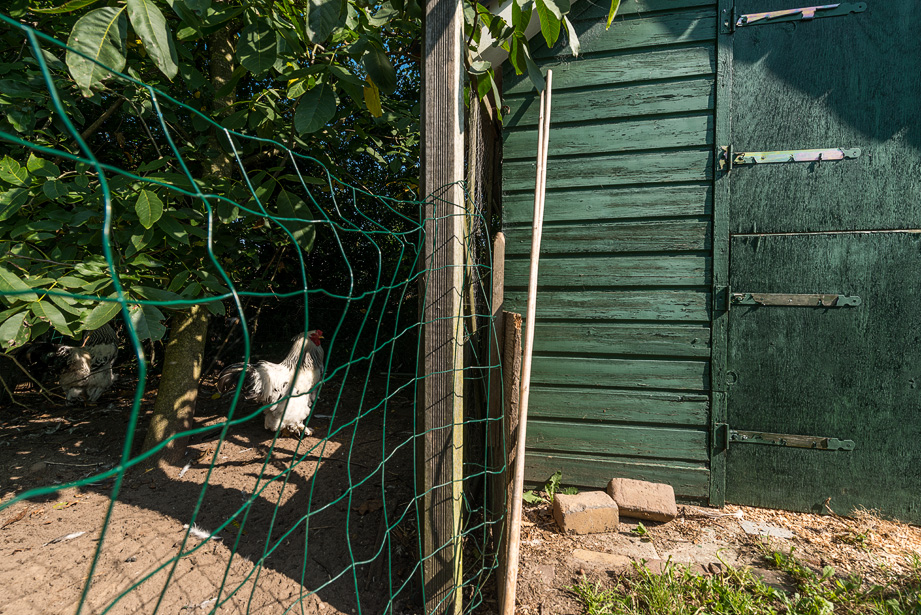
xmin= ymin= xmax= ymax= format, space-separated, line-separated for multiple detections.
xmin=0 ymin=14 xmax=504 ymax=615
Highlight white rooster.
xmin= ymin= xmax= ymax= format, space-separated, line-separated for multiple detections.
xmin=27 ymin=324 xmax=118 ymax=404
xmin=216 ymin=329 xmax=325 ymax=436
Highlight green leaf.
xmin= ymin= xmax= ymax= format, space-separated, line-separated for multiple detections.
xmin=276 ymin=189 xmax=316 ymax=252
xmin=522 ymin=491 xmax=545 ymax=504
xmin=563 ymin=15 xmax=580 ymax=56
xmin=30 ymin=300 xmax=72 ymax=336
xmin=126 ymin=0 xmax=179 ymax=80
xmin=0 ymin=312 xmax=28 ymax=349
xmin=0 ymin=156 xmax=29 ymax=187
xmin=0 ymin=188 xmax=29 ymax=221
xmin=65 ymin=6 xmax=128 ymax=96
xmin=512 ymin=0 xmax=533 ymax=35
xmin=127 ymin=303 xmax=166 ymax=340
xmin=137 ymin=286 xmax=185 ymax=303
xmin=294 ymin=83 xmax=337 ymax=134
xmin=363 ymin=79 xmax=382 ymax=117
xmin=83 ymin=298 xmax=122 ymax=331
xmin=57 ymin=276 xmax=87 ymax=288
xmin=157 ymin=212 xmax=190 ymax=245
xmin=237 ymin=20 xmax=277 ymax=75
xmin=205 ymin=299 xmax=225 ymax=316
xmin=521 ymin=41 xmax=545 ymax=92
xmin=535 ymin=0 xmax=562 ymax=48
xmin=27 ymin=154 xmax=61 ymax=178
xmin=362 ymin=46 xmax=397 ymax=95
xmin=135 ymin=189 xmax=164 ymax=229
xmin=30 ymin=0 xmax=103 ymax=14
xmin=184 ymin=0 xmax=210 ymax=13
xmin=42 ymin=179 xmax=69 ymax=201
xmin=606 ymin=0 xmax=621 ymax=29
xmin=50 ymin=294 xmax=83 ymax=315
xmin=0 ymin=266 xmax=38 ymax=302
xmin=304 ymin=0 xmax=346 ymax=44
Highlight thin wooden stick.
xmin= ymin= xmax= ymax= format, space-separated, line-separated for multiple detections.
xmin=501 ymin=69 xmax=552 ymax=615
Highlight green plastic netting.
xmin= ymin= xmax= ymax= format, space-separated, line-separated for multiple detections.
xmin=0 ymin=14 xmax=504 ymax=615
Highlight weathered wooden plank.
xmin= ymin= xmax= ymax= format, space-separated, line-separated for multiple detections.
xmin=503 ymin=184 xmax=712 ymax=224
xmin=572 ymin=0 xmax=716 ymax=21
xmin=528 ymin=420 xmax=709 ymax=460
xmin=487 ymin=234 xmax=505 ymax=593
xmin=504 ymin=114 xmax=713 ymax=160
xmin=529 ymin=356 xmax=709 ymax=391
xmin=506 ymin=254 xmax=711 ymax=287
xmin=505 ymin=220 xmax=711 ymax=256
xmin=420 ymin=0 xmax=464 ymax=607
xmin=505 ymin=78 xmax=714 ymax=130
xmin=529 ymin=386 xmax=709 ymax=425
xmin=535 ymin=8 xmax=716 ymax=60
xmin=503 ymin=149 xmax=713 ymax=192
xmin=530 ymin=323 xmax=711 ymax=358
xmin=505 ymin=45 xmax=715 ymax=94
xmin=497 ymin=310 xmax=521 ymax=612
xmin=505 ymin=289 xmax=711 ymax=322
xmin=525 ymin=452 xmax=710 ymax=499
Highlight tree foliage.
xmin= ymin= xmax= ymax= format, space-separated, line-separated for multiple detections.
xmin=0 ymin=0 xmax=617 ymax=350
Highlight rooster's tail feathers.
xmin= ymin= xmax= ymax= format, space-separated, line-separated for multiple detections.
xmin=216 ymin=363 xmax=249 ymax=394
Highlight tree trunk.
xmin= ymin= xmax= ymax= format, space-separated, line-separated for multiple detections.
xmin=141 ymin=23 xmax=236 ymax=465
xmin=142 ymin=304 xmax=210 ymax=465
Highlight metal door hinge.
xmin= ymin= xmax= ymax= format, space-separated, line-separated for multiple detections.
xmin=722 ymin=3 xmax=866 ymax=33
xmin=713 ymin=423 xmax=855 ymax=451
xmin=730 ymin=429 xmax=856 ymax=451
xmin=719 ymin=147 xmax=861 ymax=170
xmin=730 ymin=293 xmax=861 ymax=307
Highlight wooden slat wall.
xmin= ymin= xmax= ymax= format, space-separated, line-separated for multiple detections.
xmin=502 ymin=0 xmax=717 ymax=501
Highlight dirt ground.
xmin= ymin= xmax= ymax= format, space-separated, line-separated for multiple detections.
xmin=0 ymin=370 xmax=422 ymax=615
xmin=5 ymin=373 xmax=921 ymax=615
xmin=486 ymin=497 xmax=921 ymax=615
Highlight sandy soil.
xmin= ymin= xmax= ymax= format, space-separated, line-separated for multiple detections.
xmin=0 ymin=371 xmax=421 ymax=615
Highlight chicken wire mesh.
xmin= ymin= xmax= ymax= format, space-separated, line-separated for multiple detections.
xmin=0 ymin=14 xmax=505 ymax=615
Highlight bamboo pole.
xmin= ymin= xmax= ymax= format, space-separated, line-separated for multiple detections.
xmin=501 ymin=69 xmax=552 ymax=615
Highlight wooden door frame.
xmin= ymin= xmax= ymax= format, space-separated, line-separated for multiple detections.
xmin=709 ymin=0 xmax=733 ymax=507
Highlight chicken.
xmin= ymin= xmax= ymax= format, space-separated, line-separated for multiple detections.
xmin=27 ymin=324 xmax=118 ymax=404
xmin=216 ymin=329 xmax=325 ymax=436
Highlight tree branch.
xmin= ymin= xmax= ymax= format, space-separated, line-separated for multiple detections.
xmin=79 ymin=97 xmax=125 ymax=142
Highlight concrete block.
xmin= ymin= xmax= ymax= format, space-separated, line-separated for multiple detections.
xmin=552 ymin=491 xmax=619 ymax=535
xmin=606 ymin=477 xmax=677 ymax=522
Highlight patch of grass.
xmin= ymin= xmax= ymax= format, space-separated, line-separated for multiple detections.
xmin=567 ymin=551 xmax=921 ymax=615
xmin=568 ymin=577 xmax=619 ymax=615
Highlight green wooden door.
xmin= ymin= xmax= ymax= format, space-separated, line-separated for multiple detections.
xmin=720 ymin=1 xmax=921 ymax=521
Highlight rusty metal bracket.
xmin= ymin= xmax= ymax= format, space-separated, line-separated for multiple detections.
xmin=736 ymin=3 xmax=867 ymax=29
xmin=731 ymin=293 xmax=861 ymax=307
xmin=729 ymin=429 xmax=855 ymax=451
xmin=720 ymin=147 xmax=861 ymax=170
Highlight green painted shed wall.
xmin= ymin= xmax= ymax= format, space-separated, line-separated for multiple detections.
xmin=501 ymin=0 xmax=717 ymax=501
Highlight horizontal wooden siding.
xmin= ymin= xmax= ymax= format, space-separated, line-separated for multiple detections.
xmin=502 ymin=0 xmax=717 ymax=501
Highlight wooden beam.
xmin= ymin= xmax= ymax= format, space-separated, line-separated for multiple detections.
xmin=419 ymin=0 xmax=465 ymax=610
xmin=498 ymin=309 xmax=521 ymax=611
xmin=486 ymin=233 xmax=507 ymax=603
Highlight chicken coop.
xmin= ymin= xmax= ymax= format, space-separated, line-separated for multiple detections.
xmin=499 ymin=0 xmax=921 ymax=523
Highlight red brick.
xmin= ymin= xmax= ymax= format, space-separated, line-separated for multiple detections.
xmin=606 ymin=478 xmax=677 ymax=522
xmin=552 ymin=491 xmax=619 ymax=535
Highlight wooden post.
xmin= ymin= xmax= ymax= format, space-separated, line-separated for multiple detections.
xmin=486 ymin=233 xmax=506 ymax=596
xmin=419 ymin=0 xmax=464 ymax=610
xmin=497 ymin=309 xmax=521 ymax=610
